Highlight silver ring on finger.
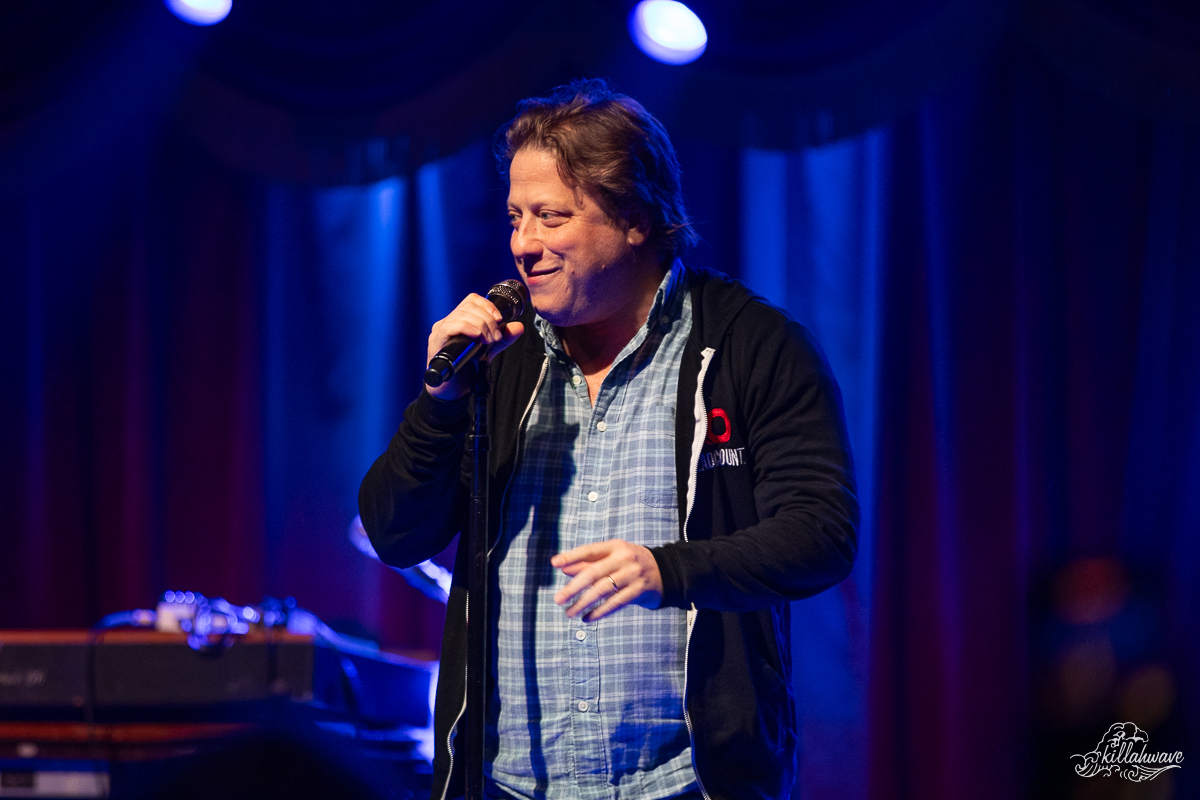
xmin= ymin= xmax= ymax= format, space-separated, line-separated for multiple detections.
xmin=606 ymin=575 xmax=619 ymax=595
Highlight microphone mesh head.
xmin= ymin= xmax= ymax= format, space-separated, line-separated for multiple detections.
xmin=487 ymin=279 xmax=528 ymax=321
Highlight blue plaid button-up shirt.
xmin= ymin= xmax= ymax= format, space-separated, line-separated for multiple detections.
xmin=487 ymin=263 xmax=697 ymax=800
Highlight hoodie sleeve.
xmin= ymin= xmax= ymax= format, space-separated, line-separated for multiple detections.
xmin=652 ymin=302 xmax=859 ymax=611
xmin=358 ymin=390 xmax=471 ymax=569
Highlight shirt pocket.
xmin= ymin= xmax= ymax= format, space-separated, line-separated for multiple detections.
xmin=632 ymin=404 xmax=677 ymax=509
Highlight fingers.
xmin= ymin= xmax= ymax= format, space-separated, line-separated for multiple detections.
xmin=550 ymin=540 xmax=609 ymax=570
xmin=551 ymin=541 xmax=616 ymax=607
xmin=427 ymin=293 xmax=503 ymax=361
xmin=576 ymin=576 xmax=641 ymax=623
xmin=425 ymin=294 xmax=524 ymax=400
xmin=552 ymin=539 xmax=663 ymax=621
xmin=488 ymin=321 xmax=524 ymax=359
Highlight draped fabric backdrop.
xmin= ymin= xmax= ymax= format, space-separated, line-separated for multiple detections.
xmin=2 ymin=1 xmax=1198 ymax=798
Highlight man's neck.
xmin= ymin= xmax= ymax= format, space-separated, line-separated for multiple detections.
xmin=559 ymin=261 xmax=669 ymax=379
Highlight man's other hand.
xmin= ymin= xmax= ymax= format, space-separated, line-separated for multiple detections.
xmin=551 ymin=539 xmax=663 ymax=622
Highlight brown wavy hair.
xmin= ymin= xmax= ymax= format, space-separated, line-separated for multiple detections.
xmin=496 ymin=78 xmax=698 ymax=262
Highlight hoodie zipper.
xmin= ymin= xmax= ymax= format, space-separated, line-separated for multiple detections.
xmin=682 ymin=346 xmax=716 ymax=800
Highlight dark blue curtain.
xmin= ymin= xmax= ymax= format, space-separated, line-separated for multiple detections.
xmin=2 ymin=2 xmax=1198 ymax=797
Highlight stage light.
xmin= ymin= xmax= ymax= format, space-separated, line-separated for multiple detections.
xmin=629 ymin=0 xmax=707 ymax=65
xmin=165 ymin=0 xmax=231 ymax=26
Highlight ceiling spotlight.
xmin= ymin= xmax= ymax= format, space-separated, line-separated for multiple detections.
xmin=629 ymin=0 xmax=707 ymax=65
xmin=165 ymin=0 xmax=231 ymax=26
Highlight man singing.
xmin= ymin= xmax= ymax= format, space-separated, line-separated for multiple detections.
xmin=359 ymin=79 xmax=858 ymax=800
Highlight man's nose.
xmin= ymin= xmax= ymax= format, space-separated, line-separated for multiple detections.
xmin=511 ymin=216 xmax=539 ymax=259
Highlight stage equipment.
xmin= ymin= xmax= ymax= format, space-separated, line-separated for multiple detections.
xmin=348 ymin=515 xmax=451 ymax=604
xmin=629 ymin=0 xmax=707 ymax=65
xmin=0 ymin=627 xmax=431 ymax=729
xmin=0 ymin=597 xmax=436 ymax=797
xmin=165 ymin=0 xmax=231 ymax=26
xmin=464 ymin=362 xmax=490 ymax=800
xmin=415 ymin=277 xmax=528 ymax=799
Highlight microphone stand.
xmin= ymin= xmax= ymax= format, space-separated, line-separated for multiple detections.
xmin=465 ymin=360 xmax=490 ymax=800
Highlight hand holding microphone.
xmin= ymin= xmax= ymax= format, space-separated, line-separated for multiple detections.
xmin=424 ymin=280 xmax=528 ymax=400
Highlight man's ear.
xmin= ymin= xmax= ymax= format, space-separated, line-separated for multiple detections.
xmin=625 ymin=210 xmax=651 ymax=247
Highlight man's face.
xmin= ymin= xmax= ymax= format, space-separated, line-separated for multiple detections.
xmin=507 ymin=147 xmax=648 ymax=329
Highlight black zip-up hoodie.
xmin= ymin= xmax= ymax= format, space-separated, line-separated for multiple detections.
xmin=359 ymin=267 xmax=859 ymax=800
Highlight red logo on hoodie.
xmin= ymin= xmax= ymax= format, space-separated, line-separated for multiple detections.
xmin=706 ymin=407 xmax=732 ymax=445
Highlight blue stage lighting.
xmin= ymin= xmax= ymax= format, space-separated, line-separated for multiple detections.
xmin=165 ymin=0 xmax=231 ymax=26
xmin=629 ymin=0 xmax=707 ymax=65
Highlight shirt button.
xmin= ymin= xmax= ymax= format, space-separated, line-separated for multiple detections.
xmin=596 ymin=420 xmax=607 ymax=432
xmin=660 ymin=314 xmax=670 ymax=325
xmin=587 ymin=491 xmax=599 ymax=502
xmin=571 ymin=375 xmax=583 ymax=386
xmin=577 ymin=701 xmax=589 ymax=712
xmin=574 ymin=630 xmax=586 ymax=641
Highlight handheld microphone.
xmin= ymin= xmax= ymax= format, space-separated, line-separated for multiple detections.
xmin=424 ymin=279 xmax=528 ymax=388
